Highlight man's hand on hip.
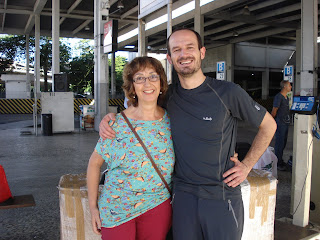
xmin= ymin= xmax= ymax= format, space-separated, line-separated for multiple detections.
xmin=222 ymin=157 xmax=250 ymax=188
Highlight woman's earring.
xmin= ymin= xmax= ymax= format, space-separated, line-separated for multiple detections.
xmin=133 ymin=95 xmax=136 ymax=98
xmin=159 ymin=91 xmax=162 ymax=95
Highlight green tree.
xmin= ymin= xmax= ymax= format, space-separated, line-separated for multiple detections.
xmin=39 ymin=37 xmax=71 ymax=91
xmin=0 ymin=35 xmax=71 ymax=91
xmin=0 ymin=58 xmax=14 ymax=74
xmin=0 ymin=35 xmax=26 ymax=75
xmin=67 ymin=40 xmax=94 ymax=94
xmin=108 ymin=56 xmax=127 ymax=95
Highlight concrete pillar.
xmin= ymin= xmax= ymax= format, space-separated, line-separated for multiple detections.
xmin=299 ymin=0 xmax=318 ymax=96
xmin=262 ymin=71 xmax=269 ymax=99
xmin=291 ymin=0 xmax=318 ymax=227
xmin=26 ymin=34 xmax=31 ymax=99
xmin=262 ymin=38 xmax=269 ymax=99
xmin=194 ymin=0 xmax=204 ymax=45
xmin=111 ymin=52 xmax=116 ymax=98
xmin=128 ymin=52 xmax=137 ymax=62
xmin=52 ymin=0 xmax=60 ymax=91
xmin=167 ymin=0 xmax=173 ymax=84
xmin=292 ymin=114 xmax=315 ymax=226
xmin=226 ymin=44 xmax=234 ymax=82
xmin=34 ymin=14 xmax=41 ymax=136
xmin=94 ymin=0 xmax=109 ymax=131
xmin=138 ymin=19 xmax=146 ymax=56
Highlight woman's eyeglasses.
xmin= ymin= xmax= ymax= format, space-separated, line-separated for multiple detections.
xmin=133 ymin=75 xmax=160 ymax=84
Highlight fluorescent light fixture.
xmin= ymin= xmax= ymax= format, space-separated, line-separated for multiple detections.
xmin=118 ymin=0 xmax=216 ymax=43
xmin=124 ymin=45 xmax=135 ymax=49
xmin=317 ymin=36 xmax=320 ymax=43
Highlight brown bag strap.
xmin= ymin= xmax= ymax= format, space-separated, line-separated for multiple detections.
xmin=121 ymin=111 xmax=172 ymax=196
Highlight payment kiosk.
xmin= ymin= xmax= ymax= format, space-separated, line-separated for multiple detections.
xmin=290 ymin=96 xmax=320 ymax=226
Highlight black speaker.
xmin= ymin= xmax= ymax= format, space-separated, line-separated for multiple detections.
xmin=54 ymin=73 xmax=68 ymax=92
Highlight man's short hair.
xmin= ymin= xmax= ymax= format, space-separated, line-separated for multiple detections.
xmin=280 ymin=80 xmax=289 ymax=89
xmin=166 ymin=28 xmax=203 ymax=56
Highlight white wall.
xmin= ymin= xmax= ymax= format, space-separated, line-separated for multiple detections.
xmin=2 ymin=74 xmax=33 ymax=99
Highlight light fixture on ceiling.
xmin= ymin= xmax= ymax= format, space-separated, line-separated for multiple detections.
xmin=242 ymin=5 xmax=250 ymax=15
xmin=117 ymin=0 xmax=124 ymax=9
xmin=85 ymin=25 xmax=90 ymax=31
xmin=233 ymin=31 xmax=239 ymax=37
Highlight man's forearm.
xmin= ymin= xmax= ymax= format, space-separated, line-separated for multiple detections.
xmin=271 ymin=107 xmax=278 ymax=118
xmin=242 ymin=113 xmax=277 ymax=169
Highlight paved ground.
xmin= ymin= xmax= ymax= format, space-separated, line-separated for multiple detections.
xmin=0 ymin=113 xmax=311 ymax=240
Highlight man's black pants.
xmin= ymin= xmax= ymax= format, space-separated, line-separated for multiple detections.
xmin=172 ymin=190 xmax=244 ymax=240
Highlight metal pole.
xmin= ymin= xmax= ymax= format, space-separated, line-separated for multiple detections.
xmin=111 ymin=52 xmax=116 ymax=98
xmin=34 ymin=14 xmax=40 ymax=136
xmin=26 ymin=34 xmax=31 ymax=99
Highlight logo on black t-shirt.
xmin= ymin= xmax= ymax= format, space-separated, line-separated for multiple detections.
xmin=203 ymin=117 xmax=213 ymax=121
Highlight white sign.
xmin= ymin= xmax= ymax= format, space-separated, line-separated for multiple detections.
xmin=284 ymin=65 xmax=294 ymax=83
xmin=139 ymin=0 xmax=168 ymax=19
xmin=216 ymin=61 xmax=226 ymax=80
xmin=103 ymin=20 xmax=118 ymax=54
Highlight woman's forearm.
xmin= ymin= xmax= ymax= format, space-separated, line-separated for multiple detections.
xmin=87 ymin=151 xmax=103 ymax=211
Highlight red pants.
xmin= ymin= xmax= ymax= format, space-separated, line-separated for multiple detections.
xmin=101 ymin=199 xmax=172 ymax=240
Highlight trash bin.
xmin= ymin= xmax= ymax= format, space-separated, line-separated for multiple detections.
xmin=42 ymin=114 xmax=53 ymax=136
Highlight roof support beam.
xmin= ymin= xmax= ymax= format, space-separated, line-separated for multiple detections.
xmin=210 ymin=25 xmax=266 ymax=41
xmin=230 ymin=27 xmax=293 ymax=43
xmin=256 ymin=2 xmax=301 ymax=21
xmin=232 ymin=0 xmax=289 ymax=16
xmin=0 ymin=8 xmax=33 ymax=14
xmin=60 ymin=0 xmax=83 ymax=25
xmin=1 ymin=0 xmax=8 ymax=31
xmin=120 ymin=5 xmax=138 ymax=19
xmin=72 ymin=19 xmax=92 ymax=35
xmin=24 ymin=0 xmax=48 ymax=34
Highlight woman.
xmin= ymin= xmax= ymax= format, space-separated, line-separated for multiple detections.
xmin=87 ymin=56 xmax=174 ymax=240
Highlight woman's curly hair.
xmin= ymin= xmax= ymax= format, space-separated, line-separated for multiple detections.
xmin=122 ymin=56 xmax=168 ymax=107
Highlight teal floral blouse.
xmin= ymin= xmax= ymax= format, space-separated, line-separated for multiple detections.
xmin=95 ymin=111 xmax=174 ymax=228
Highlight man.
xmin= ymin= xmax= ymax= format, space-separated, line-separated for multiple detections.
xmin=271 ymin=80 xmax=292 ymax=171
xmin=100 ymin=29 xmax=276 ymax=240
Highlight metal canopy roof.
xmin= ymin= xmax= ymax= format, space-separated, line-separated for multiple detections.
xmin=0 ymin=0 xmax=318 ymax=52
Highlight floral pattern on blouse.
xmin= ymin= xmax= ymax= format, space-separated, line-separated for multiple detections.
xmin=95 ymin=111 xmax=174 ymax=228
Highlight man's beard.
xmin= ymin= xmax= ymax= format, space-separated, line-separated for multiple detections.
xmin=174 ymin=56 xmax=201 ymax=77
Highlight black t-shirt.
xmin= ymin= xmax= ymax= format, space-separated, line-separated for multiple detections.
xmin=165 ymin=77 xmax=266 ymax=199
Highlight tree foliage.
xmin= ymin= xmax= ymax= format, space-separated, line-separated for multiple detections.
xmin=0 ymin=35 xmax=128 ymax=96
xmin=109 ymin=55 xmax=127 ymax=95
xmin=0 ymin=35 xmax=71 ymax=91
xmin=68 ymin=40 xmax=94 ymax=94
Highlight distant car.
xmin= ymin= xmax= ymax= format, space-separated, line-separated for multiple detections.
xmin=75 ymin=94 xmax=87 ymax=98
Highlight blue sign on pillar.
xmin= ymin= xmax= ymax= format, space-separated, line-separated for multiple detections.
xmin=284 ymin=65 xmax=294 ymax=83
xmin=216 ymin=61 xmax=226 ymax=80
